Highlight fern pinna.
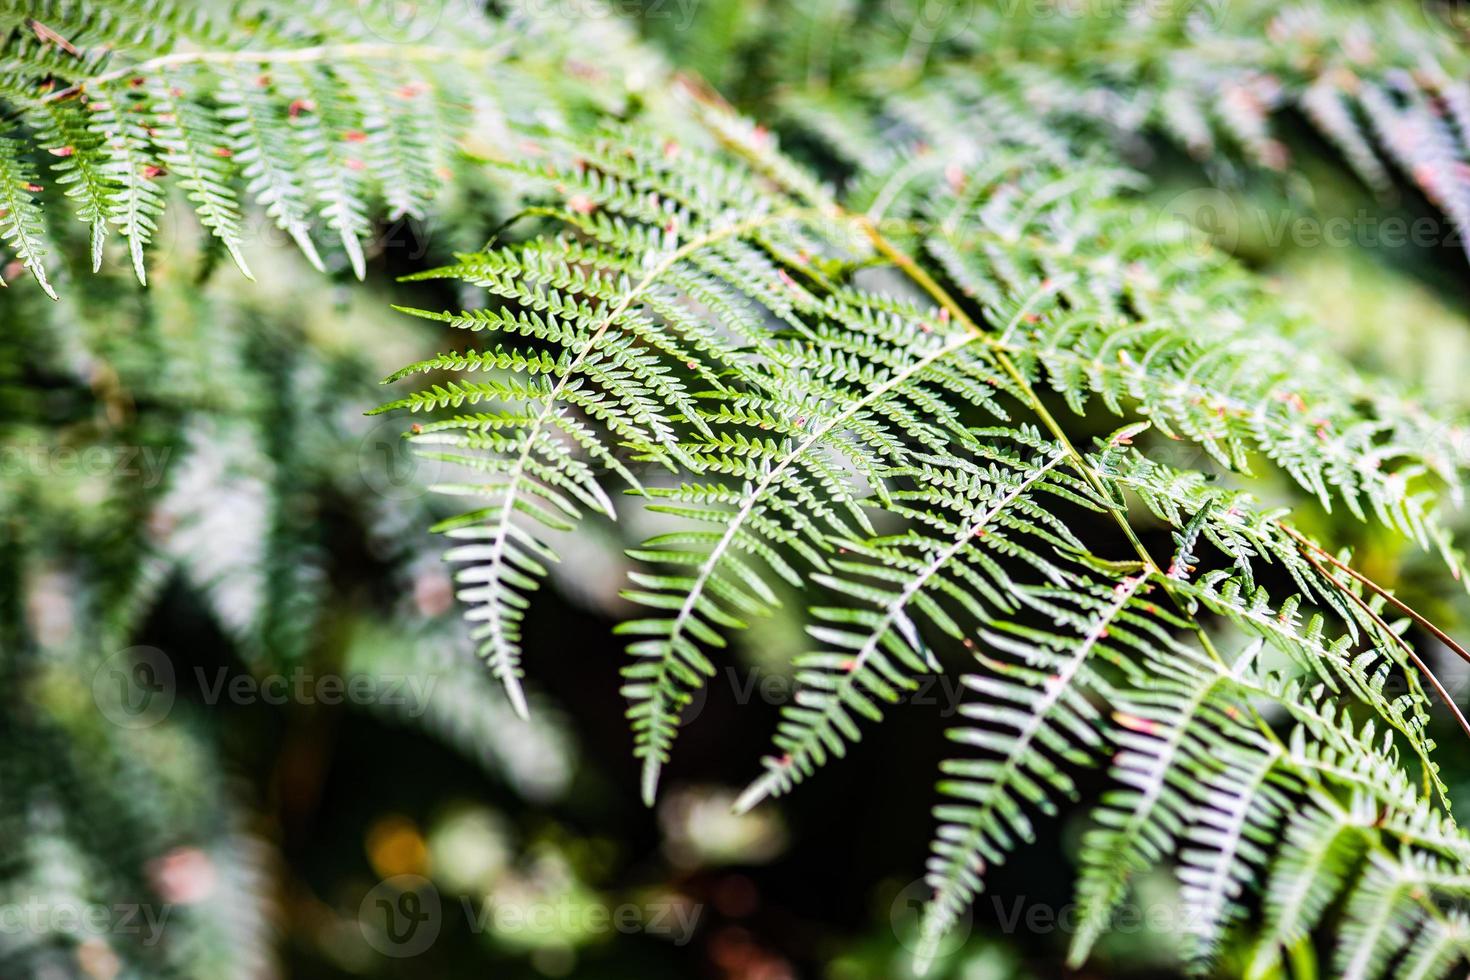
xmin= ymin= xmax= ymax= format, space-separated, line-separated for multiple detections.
xmin=6 ymin=0 xmax=1470 ymax=976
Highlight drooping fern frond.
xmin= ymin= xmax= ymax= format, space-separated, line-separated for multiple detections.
xmin=0 ymin=0 xmax=638 ymax=288
xmin=899 ymin=423 xmax=1470 ymax=970
xmin=732 ymin=430 xmax=1085 ymax=810
xmin=378 ymin=128 xmax=832 ymax=719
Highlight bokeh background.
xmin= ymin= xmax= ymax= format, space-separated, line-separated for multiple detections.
xmin=6 ymin=1 xmax=1470 ymax=978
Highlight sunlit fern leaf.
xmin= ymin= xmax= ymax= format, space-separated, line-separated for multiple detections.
xmin=1246 ymin=796 xmax=1371 ymax=977
xmin=0 ymin=0 xmax=596 ymax=288
xmin=0 ymin=135 xmax=55 ymax=296
xmin=214 ymin=64 xmax=325 ymax=270
xmin=26 ymin=97 xmax=112 ymax=271
xmin=1337 ymin=853 xmax=1449 ymax=980
xmin=914 ymin=570 xmax=1164 ymax=971
xmin=907 ymin=153 xmax=1467 ymax=560
xmin=379 ymin=131 xmax=835 ymax=720
xmin=1175 ymin=732 xmax=1289 ymax=967
xmin=735 ymin=433 xmax=1085 ymax=812
xmin=367 ymin=103 xmax=1470 ymax=975
xmin=625 ymin=311 xmax=1010 ymax=805
xmin=1067 ymin=641 xmax=1275 ymax=966
xmin=1396 ymin=909 xmax=1470 ymax=980
xmin=275 ymin=63 xmax=372 ymax=279
xmin=86 ymin=81 xmax=167 ymax=284
xmin=148 ymin=69 xmax=253 ymax=279
xmin=1176 ymin=573 xmax=1446 ymax=803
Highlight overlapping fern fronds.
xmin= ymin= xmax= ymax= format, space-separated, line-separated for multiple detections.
xmin=757 ymin=0 xmax=1470 ymax=263
xmin=0 ymin=0 xmax=635 ymax=288
xmin=377 ymin=73 xmax=1470 ymax=971
xmin=6 ymin=0 xmax=1470 ymax=975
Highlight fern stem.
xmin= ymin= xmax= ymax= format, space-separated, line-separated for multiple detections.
xmin=1294 ymin=542 xmax=1470 ymax=749
xmin=1283 ymin=525 xmax=1470 ymax=670
xmin=850 ymin=213 xmax=1232 ymax=668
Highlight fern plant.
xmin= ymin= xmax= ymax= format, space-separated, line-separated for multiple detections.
xmin=373 ymin=92 xmax=1470 ymax=972
xmin=6 ymin=0 xmax=1470 ymax=977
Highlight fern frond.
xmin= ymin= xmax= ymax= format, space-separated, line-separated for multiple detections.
xmin=0 ymin=134 xmax=56 ymax=296
xmin=914 ymin=570 xmax=1157 ymax=969
xmin=0 ymin=1 xmax=605 ymax=287
xmin=735 ymin=435 xmax=1078 ymax=811
xmin=381 ymin=136 xmax=820 ymax=719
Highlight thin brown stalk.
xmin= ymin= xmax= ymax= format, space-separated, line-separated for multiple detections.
xmin=1293 ymin=541 xmax=1470 ymax=744
xmin=1282 ymin=525 xmax=1470 ymax=669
